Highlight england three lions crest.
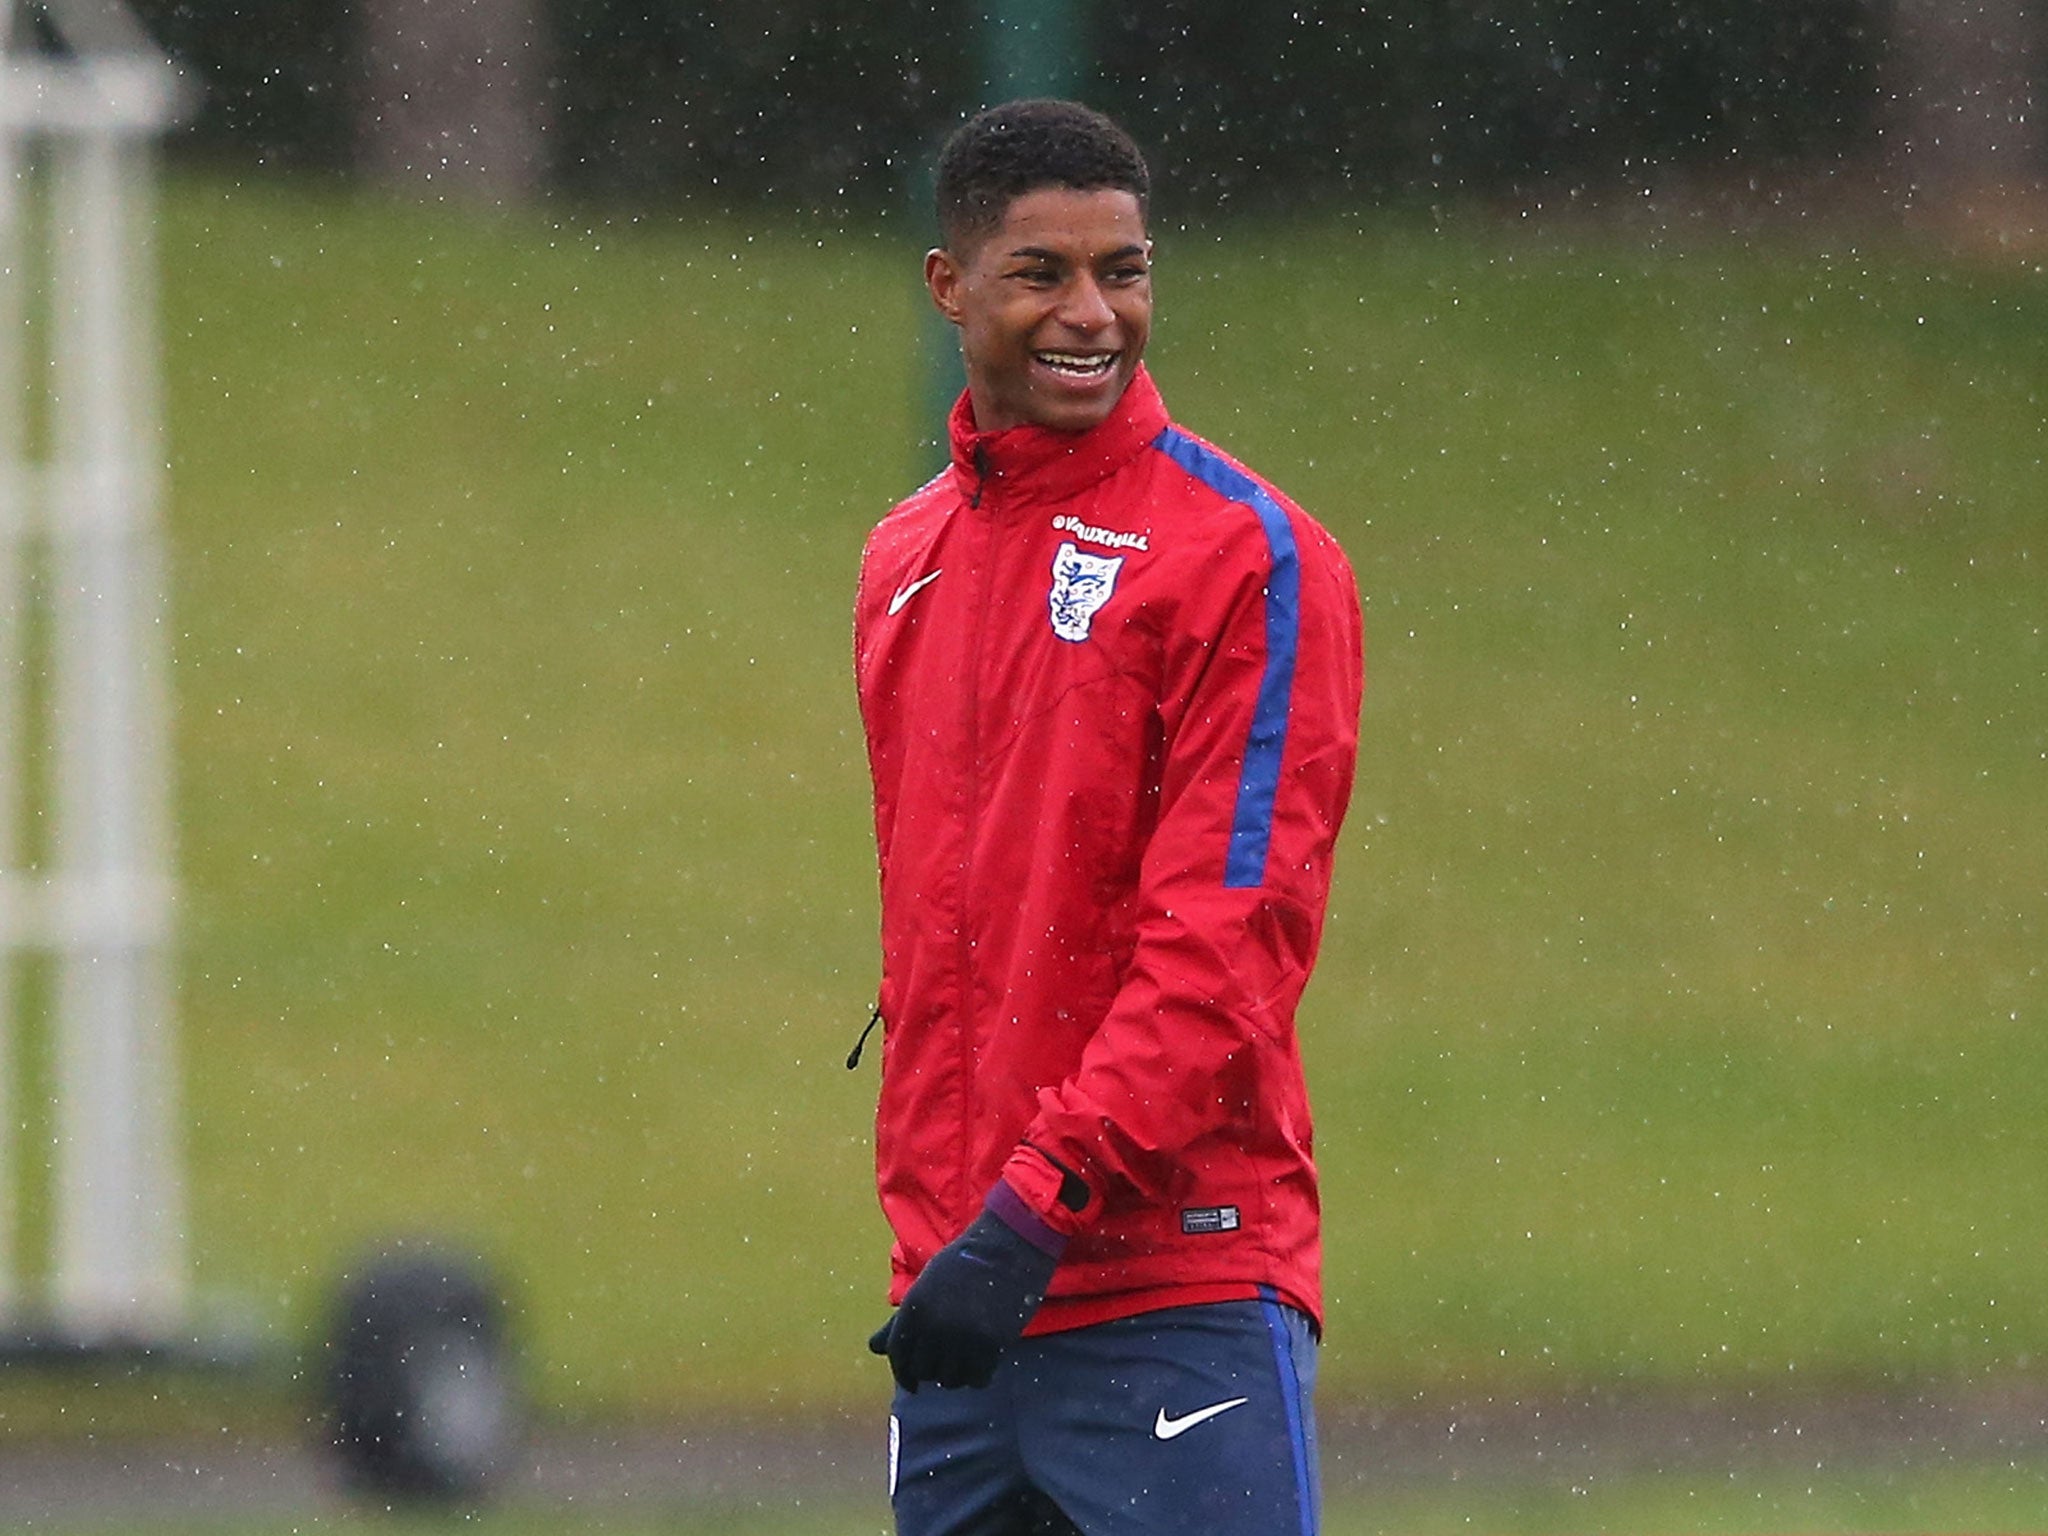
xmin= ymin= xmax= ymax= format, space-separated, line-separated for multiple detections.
xmin=1048 ymin=541 xmax=1124 ymax=642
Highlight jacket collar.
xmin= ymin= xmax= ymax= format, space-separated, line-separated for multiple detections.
xmin=947 ymin=366 xmax=1169 ymax=515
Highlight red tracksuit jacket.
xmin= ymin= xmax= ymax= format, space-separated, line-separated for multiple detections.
xmin=854 ymin=367 xmax=1363 ymax=1333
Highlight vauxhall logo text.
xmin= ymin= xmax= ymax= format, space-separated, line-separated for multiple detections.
xmin=1051 ymin=514 xmax=1149 ymax=553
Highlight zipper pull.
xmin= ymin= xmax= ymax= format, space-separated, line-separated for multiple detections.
xmin=845 ymin=1004 xmax=883 ymax=1070
xmin=970 ymin=442 xmax=989 ymax=509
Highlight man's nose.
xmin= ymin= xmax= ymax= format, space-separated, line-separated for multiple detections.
xmin=1057 ymin=276 xmax=1115 ymax=329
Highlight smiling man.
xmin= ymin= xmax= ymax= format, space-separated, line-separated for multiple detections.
xmin=924 ymin=176 xmax=1149 ymax=435
xmin=854 ymin=100 xmax=1364 ymax=1536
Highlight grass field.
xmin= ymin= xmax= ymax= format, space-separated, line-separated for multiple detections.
xmin=4 ymin=171 xmax=2042 ymax=1432
xmin=17 ymin=1457 xmax=2048 ymax=1536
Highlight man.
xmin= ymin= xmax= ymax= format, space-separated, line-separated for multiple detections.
xmin=853 ymin=99 xmax=1363 ymax=1535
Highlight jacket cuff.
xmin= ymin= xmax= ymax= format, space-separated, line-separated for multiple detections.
xmin=998 ymin=1143 xmax=1099 ymax=1241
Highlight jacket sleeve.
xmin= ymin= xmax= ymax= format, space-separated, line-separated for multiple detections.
xmin=1008 ymin=503 xmax=1364 ymax=1232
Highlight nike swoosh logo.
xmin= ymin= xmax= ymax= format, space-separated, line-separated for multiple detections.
xmin=886 ymin=570 xmax=942 ymax=615
xmin=1152 ymin=1396 xmax=1250 ymax=1440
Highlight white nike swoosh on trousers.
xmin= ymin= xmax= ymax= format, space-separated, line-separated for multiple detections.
xmin=886 ymin=570 xmax=943 ymax=615
xmin=1152 ymin=1396 xmax=1250 ymax=1440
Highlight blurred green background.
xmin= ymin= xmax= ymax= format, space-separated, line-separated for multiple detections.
xmin=0 ymin=12 xmax=2040 ymax=1536
xmin=22 ymin=1460 xmax=2048 ymax=1536
xmin=53 ymin=169 xmax=2025 ymax=1426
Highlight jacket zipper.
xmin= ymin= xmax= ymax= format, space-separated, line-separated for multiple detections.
xmin=955 ymin=468 xmax=992 ymax=1213
xmin=844 ymin=1004 xmax=882 ymax=1070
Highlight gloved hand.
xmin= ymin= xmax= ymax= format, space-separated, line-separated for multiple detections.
xmin=868 ymin=1184 xmax=1064 ymax=1392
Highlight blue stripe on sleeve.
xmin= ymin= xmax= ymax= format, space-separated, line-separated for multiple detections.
xmin=1153 ymin=428 xmax=1301 ymax=889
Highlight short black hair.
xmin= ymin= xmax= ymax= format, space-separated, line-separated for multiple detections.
xmin=935 ymin=99 xmax=1150 ymax=255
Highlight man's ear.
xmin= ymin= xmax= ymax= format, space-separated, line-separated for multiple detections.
xmin=926 ymin=247 xmax=966 ymax=325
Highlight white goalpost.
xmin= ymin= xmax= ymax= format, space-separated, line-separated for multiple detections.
xmin=0 ymin=11 xmax=517 ymax=1498
xmin=0 ymin=0 xmax=187 ymax=1348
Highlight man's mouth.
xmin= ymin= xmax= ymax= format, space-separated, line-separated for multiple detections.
xmin=1036 ymin=350 xmax=1119 ymax=379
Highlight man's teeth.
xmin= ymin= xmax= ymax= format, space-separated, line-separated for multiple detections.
xmin=1039 ymin=351 xmax=1115 ymax=376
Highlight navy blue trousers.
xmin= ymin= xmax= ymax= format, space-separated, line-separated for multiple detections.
xmin=888 ymin=1293 xmax=1320 ymax=1536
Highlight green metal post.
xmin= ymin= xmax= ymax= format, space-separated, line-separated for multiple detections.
xmin=982 ymin=0 xmax=1084 ymax=101
xmin=915 ymin=1 xmax=1088 ymax=469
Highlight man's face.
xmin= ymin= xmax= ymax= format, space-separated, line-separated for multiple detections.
xmin=926 ymin=186 xmax=1152 ymax=436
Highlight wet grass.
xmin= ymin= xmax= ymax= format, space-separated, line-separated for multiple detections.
xmin=22 ymin=1456 xmax=2048 ymax=1535
xmin=5 ymin=171 xmax=2040 ymax=1424
xmin=1201 ymin=220 xmax=2048 ymax=1395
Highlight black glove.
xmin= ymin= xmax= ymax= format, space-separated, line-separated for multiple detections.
xmin=868 ymin=1193 xmax=1062 ymax=1392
